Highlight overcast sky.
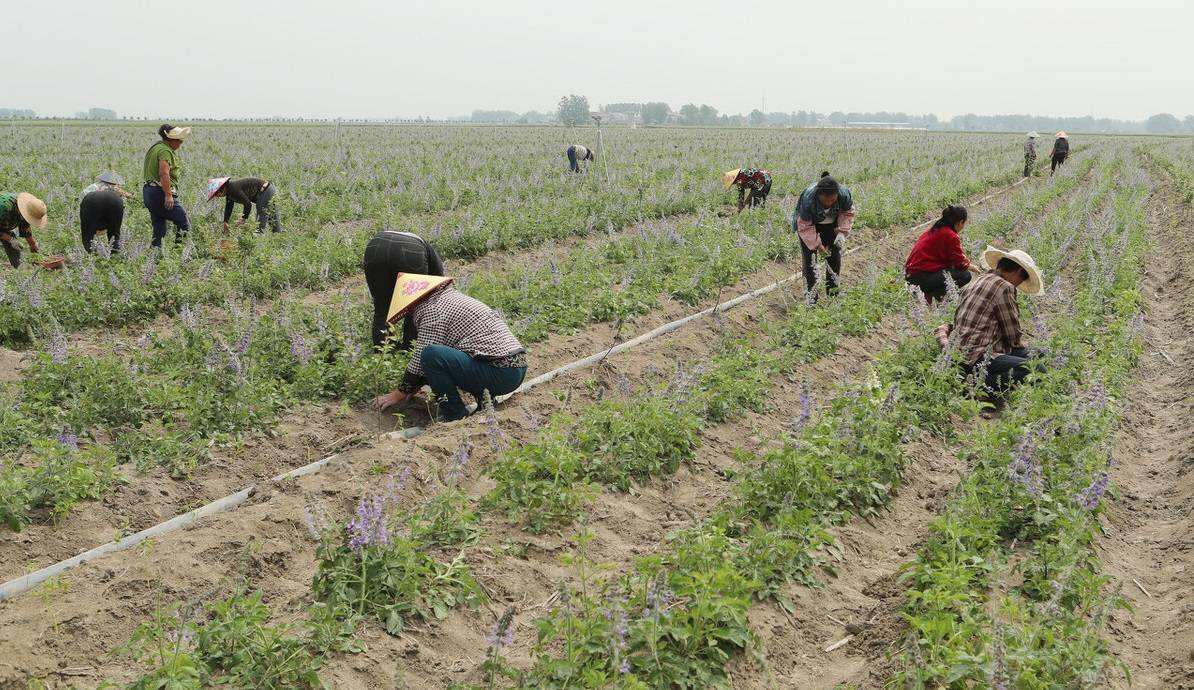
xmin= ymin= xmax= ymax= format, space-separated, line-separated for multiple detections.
xmin=10 ymin=0 xmax=1193 ymax=120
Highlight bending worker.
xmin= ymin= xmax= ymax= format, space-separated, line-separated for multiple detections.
xmin=947 ymin=246 xmax=1045 ymax=392
xmin=369 ymin=278 xmax=527 ymax=423
xmin=794 ymin=171 xmax=855 ymax=298
xmin=1023 ymin=132 xmax=1038 ymax=177
xmin=363 ymin=230 xmax=445 ymax=349
xmin=904 ymin=205 xmax=977 ymax=304
xmin=0 ymin=192 xmax=46 ymax=268
xmin=142 ymin=124 xmax=191 ymax=247
xmin=80 ymin=171 xmax=131 ymax=253
xmin=1050 ymin=132 xmax=1069 ymax=175
xmin=723 ymin=166 xmax=772 ymax=212
xmin=206 ymin=177 xmax=283 ymax=234
xmin=566 ymin=144 xmax=594 ymax=173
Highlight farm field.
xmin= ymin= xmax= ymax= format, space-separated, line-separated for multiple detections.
xmin=0 ymin=124 xmax=1191 ymax=689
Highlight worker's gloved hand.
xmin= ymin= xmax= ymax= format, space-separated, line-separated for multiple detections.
xmin=833 ymin=233 xmax=847 ymax=249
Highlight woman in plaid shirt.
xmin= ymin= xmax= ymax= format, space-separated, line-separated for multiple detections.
xmin=723 ymin=167 xmax=773 ymax=212
xmin=370 ymin=285 xmax=527 ymax=422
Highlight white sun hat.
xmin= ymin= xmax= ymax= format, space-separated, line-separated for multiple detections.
xmin=722 ymin=169 xmax=741 ymax=189
xmin=1027 ymin=131 xmax=1039 ymax=138
xmin=979 ymin=245 xmax=1044 ymax=296
xmin=163 ymin=126 xmax=191 ymax=140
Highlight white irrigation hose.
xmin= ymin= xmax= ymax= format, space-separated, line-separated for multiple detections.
xmin=0 ymin=176 xmax=1028 ymax=602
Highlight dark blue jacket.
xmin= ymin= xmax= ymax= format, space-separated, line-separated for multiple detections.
xmin=794 ymin=183 xmax=854 ymax=229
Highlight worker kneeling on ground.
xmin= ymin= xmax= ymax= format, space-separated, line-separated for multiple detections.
xmin=566 ymin=144 xmax=594 ymax=173
xmin=794 ymin=171 xmax=855 ymax=298
xmin=904 ymin=205 xmax=977 ymax=304
xmin=206 ymin=177 xmax=284 ymax=234
xmin=723 ymin=166 xmax=772 ymax=213
xmin=946 ymin=246 xmax=1045 ymax=393
xmin=0 ymin=192 xmax=46 ymax=268
xmin=370 ymin=275 xmax=527 ymax=423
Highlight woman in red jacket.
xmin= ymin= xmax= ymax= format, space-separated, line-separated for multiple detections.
xmin=904 ymin=205 xmax=977 ymax=304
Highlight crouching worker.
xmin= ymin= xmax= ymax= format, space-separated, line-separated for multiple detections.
xmin=0 ymin=192 xmax=47 ymax=268
xmin=206 ymin=177 xmax=283 ymax=234
xmin=370 ymin=275 xmax=527 ymax=422
xmin=363 ymin=230 xmax=445 ymax=350
xmin=948 ymin=246 xmax=1045 ymax=393
xmin=566 ymin=144 xmax=593 ymax=173
xmin=723 ymin=167 xmax=772 ymax=212
xmin=80 ymin=171 xmax=131 ymax=253
xmin=904 ymin=205 xmax=977 ymax=304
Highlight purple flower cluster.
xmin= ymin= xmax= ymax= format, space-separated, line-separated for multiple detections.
xmin=346 ymin=495 xmax=391 ymax=554
xmin=290 ymin=330 xmax=313 ymax=365
xmin=604 ymin=597 xmax=631 ymax=674
xmin=642 ymin=574 xmax=675 ymax=623
xmin=57 ymin=429 xmax=79 ymax=451
xmin=179 ymin=304 xmax=197 ymax=330
xmin=446 ymin=440 xmax=472 ymax=485
xmin=486 ymin=607 xmax=516 ymax=652
xmin=1076 ymin=472 xmax=1109 ymax=510
xmin=791 ymin=382 xmax=812 ymax=431
xmin=48 ymin=329 xmax=68 ymax=364
xmin=1008 ymin=427 xmax=1046 ymax=497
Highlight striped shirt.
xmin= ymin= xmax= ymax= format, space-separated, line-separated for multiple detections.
xmin=951 ymin=272 xmax=1024 ymax=365
xmin=399 ymin=287 xmax=526 ymax=392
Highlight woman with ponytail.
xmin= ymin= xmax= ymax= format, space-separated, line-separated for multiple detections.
xmin=904 ymin=205 xmax=976 ymax=303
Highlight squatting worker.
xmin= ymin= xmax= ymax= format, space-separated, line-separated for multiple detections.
xmin=80 ymin=171 xmax=131 ymax=253
xmin=1050 ymin=132 xmax=1069 ymax=175
xmin=142 ymin=124 xmax=191 ymax=247
xmin=904 ymin=205 xmax=977 ymax=304
xmin=723 ymin=167 xmax=772 ymax=213
xmin=363 ymin=230 xmax=445 ymax=349
xmin=0 ymin=192 xmax=46 ymax=268
xmin=948 ymin=246 xmax=1045 ymax=392
xmin=1023 ymin=132 xmax=1038 ymax=177
xmin=205 ymin=177 xmax=283 ymax=234
xmin=369 ymin=278 xmax=527 ymax=423
xmin=794 ymin=171 xmax=855 ymax=298
xmin=566 ymin=144 xmax=594 ymax=173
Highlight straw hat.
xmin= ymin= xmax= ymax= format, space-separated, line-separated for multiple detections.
xmin=15 ymin=193 xmax=48 ymax=229
xmin=98 ymin=170 xmax=124 ymax=186
xmin=164 ymin=126 xmax=191 ymax=140
xmin=722 ymin=169 xmax=741 ymax=189
xmin=386 ymin=273 xmax=454 ymax=322
xmin=1027 ymin=131 xmax=1038 ymax=138
xmin=980 ymin=245 xmax=1043 ymax=295
xmin=205 ymin=177 xmax=231 ymax=201
xmin=1055 ymin=131 xmax=1068 ymax=138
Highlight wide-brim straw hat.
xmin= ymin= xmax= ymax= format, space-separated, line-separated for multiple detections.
xmin=205 ymin=177 xmax=231 ymax=201
xmin=1055 ymin=131 xmax=1068 ymax=138
xmin=98 ymin=170 xmax=124 ymax=186
xmin=722 ymin=169 xmax=741 ymax=189
xmin=164 ymin=126 xmax=191 ymax=140
xmin=980 ymin=245 xmax=1044 ymax=295
xmin=15 ymin=193 xmax=48 ymax=229
xmin=1027 ymin=131 xmax=1039 ymax=138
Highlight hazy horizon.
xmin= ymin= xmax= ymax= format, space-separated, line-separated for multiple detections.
xmin=10 ymin=0 xmax=1194 ymax=121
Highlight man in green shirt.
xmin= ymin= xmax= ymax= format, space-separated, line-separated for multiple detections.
xmin=141 ymin=124 xmax=191 ymax=247
xmin=0 ymin=192 xmax=46 ymax=268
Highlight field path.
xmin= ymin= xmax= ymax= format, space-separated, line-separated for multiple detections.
xmin=1096 ymin=170 xmax=1194 ymax=688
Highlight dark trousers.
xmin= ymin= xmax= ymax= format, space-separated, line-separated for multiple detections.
xmin=421 ymin=344 xmax=526 ymax=421
xmin=253 ymin=185 xmax=283 ymax=233
xmin=906 ymin=268 xmax=972 ymax=301
xmin=142 ymin=184 xmax=189 ymax=247
xmin=1023 ymin=154 xmax=1036 ymax=177
xmin=80 ymin=190 xmax=124 ymax=253
xmin=566 ymin=146 xmax=581 ymax=173
xmin=972 ymin=346 xmax=1044 ymax=392
xmin=1051 ymin=152 xmax=1067 ymax=173
xmin=745 ymin=180 xmax=772 ymax=208
xmin=801 ymin=224 xmax=842 ymax=295
xmin=1 ymin=237 xmax=21 ymax=268
xmin=363 ymin=231 xmax=445 ymax=347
